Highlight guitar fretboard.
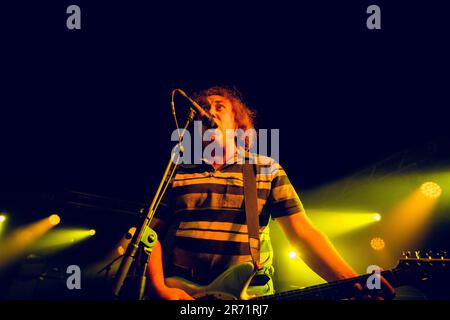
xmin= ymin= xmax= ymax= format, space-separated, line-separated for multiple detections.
xmin=252 ymin=270 xmax=400 ymax=300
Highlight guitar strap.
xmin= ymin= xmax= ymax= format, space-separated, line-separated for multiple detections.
xmin=243 ymin=160 xmax=262 ymax=271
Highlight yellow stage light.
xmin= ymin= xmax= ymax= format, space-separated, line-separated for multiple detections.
xmin=117 ymin=246 xmax=125 ymax=255
xmin=373 ymin=213 xmax=381 ymax=221
xmin=370 ymin=237 xmax=385 ymax=251
xmin=48 ymin=214 xmax=61 ymax=226
xmin=0 ymin=216 xmax=59 ymax=269
xmin=0 ymin=215 xmax=6 ymax=239
xmin=307 ymin=210 xmax=381 ymax=238
xmin=288 ymin=251 xmax=298 ymax=259
xmin=30 ymin=228 xmax=96 ymax=253
xmin=420 ymin=182 xmax=442 ymax=199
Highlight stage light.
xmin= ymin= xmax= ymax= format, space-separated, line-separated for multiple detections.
xmin=370 ymin=237 xmax=385 ymax=251
xmin=420 ymin=182 xmax=442 ymax=199
xmin=373 ymin=213 xmax=381 ymax=221
xmin=0 ymin=216 xmax=58 ymax=269
xmin=384 ymin=185 xmax=440 ymax=259
xmin=30 ymin=228 xmax=97 ymax=253
xmin=117 ymin=246 xmax=125 ymax=255
xmin=0 ymin=215 xmax=6 ymax=238
xmin=48 ymin=214 xmax=61 ymax=226
xmin=288 ymin=251 xmax=298 ymax=259
xmin=306 ymin=210 xmax=381 ymax=237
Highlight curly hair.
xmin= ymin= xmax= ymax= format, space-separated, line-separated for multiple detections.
xmin=192 ymin=86 xmax=255 ymax=130
xmin=192 ymin=86 xmax=256 ymax=150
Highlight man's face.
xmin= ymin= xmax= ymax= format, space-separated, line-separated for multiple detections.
xmin=205 ymin=95 xmax=236 ymax=132
xmin=204 ymin=95 xmax=237 ymax=149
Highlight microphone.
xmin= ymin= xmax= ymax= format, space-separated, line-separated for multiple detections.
xmin=173 ymin=89 xmax=219 ymax=128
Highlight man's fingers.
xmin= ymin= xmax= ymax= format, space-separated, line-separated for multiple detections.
xmin=182 ymin=292 xmax=195 ymax=300
xmin=354 ymin=283 xmax=364 ymax=291
xmin=354 ymin=276 xmax=395 ymax=300
xmin=380 ymin=277 xmax=396 ymax=300
xmin=353 ymin=283 xmax=366 ymax=300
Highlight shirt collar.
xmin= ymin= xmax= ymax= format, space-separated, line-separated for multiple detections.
xmin=201 ymin=146 xmax=247 ymax=168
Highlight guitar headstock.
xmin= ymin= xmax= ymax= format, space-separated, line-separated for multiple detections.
xmin=393 ymin=250 xmax=450 ymax=286
xmin=401 ymin=250 xmax=447 ymax=260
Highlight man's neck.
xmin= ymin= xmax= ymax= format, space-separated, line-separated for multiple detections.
xmin=205 ymin=146 xmax=237 ymax=170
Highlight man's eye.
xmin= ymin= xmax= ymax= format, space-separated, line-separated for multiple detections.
xmin=216 ymin=104 xmax=224 ymax=111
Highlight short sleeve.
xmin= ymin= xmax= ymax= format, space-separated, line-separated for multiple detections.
xmin=266 ymin=163 xmax=304 ymax=219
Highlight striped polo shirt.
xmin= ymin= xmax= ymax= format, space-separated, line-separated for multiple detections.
xmin=155 ymin=152 xmax=304 ymax=284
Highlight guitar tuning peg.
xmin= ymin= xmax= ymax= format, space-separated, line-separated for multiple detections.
xmin=415 ymin=250 xmax=421 ymax=259
xmin=437 ymin=250 xmax=447 ymax=260
xmin=402 ymin=250 xmax=412 ymax=259
xmin=426 ymin=250 xmax=433 ymax=259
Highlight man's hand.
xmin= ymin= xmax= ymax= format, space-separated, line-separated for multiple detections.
xmin=353 ymin=273 xmax=396 ymax=300
xmin=156 ymin=286 xmax=195 ymax=300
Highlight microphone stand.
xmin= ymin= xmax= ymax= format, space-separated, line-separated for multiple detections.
xmin=111 ymin=108 xmax=196 ymax=300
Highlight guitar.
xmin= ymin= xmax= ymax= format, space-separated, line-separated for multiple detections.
xmin=165 ymin=257 xmax=450 ymax=300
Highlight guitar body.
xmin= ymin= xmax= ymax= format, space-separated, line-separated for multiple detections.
xmin=165 ymin=262 xmax=257 ymax=300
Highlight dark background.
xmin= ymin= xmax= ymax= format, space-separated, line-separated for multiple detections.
xmin=0 ymin=1 xmax=449 ymax=299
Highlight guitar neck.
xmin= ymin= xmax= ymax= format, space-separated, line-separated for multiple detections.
xmin=253 ymin=270 xmax=400 ymax=300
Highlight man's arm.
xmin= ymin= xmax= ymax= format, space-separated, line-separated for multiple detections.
xmin=277 ymin=211 xmax=396 ymax=299
xmin=147 ymin=218 xmax=194 ymax=300
xmin=276 ymin=212 xmax=359 ymax=281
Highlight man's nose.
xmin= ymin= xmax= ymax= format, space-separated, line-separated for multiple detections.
xmin=209 ymin=109 xmax=218 ymax=119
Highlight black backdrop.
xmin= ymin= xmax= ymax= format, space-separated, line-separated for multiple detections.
xmin=1 ymin=0 xmax=448 ymax=201
xmin=0 ymin=0 xmax=449 ymax=299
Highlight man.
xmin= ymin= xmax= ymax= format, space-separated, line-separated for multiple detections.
xmin=147 ymin=86 xmax=395 ymax=300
